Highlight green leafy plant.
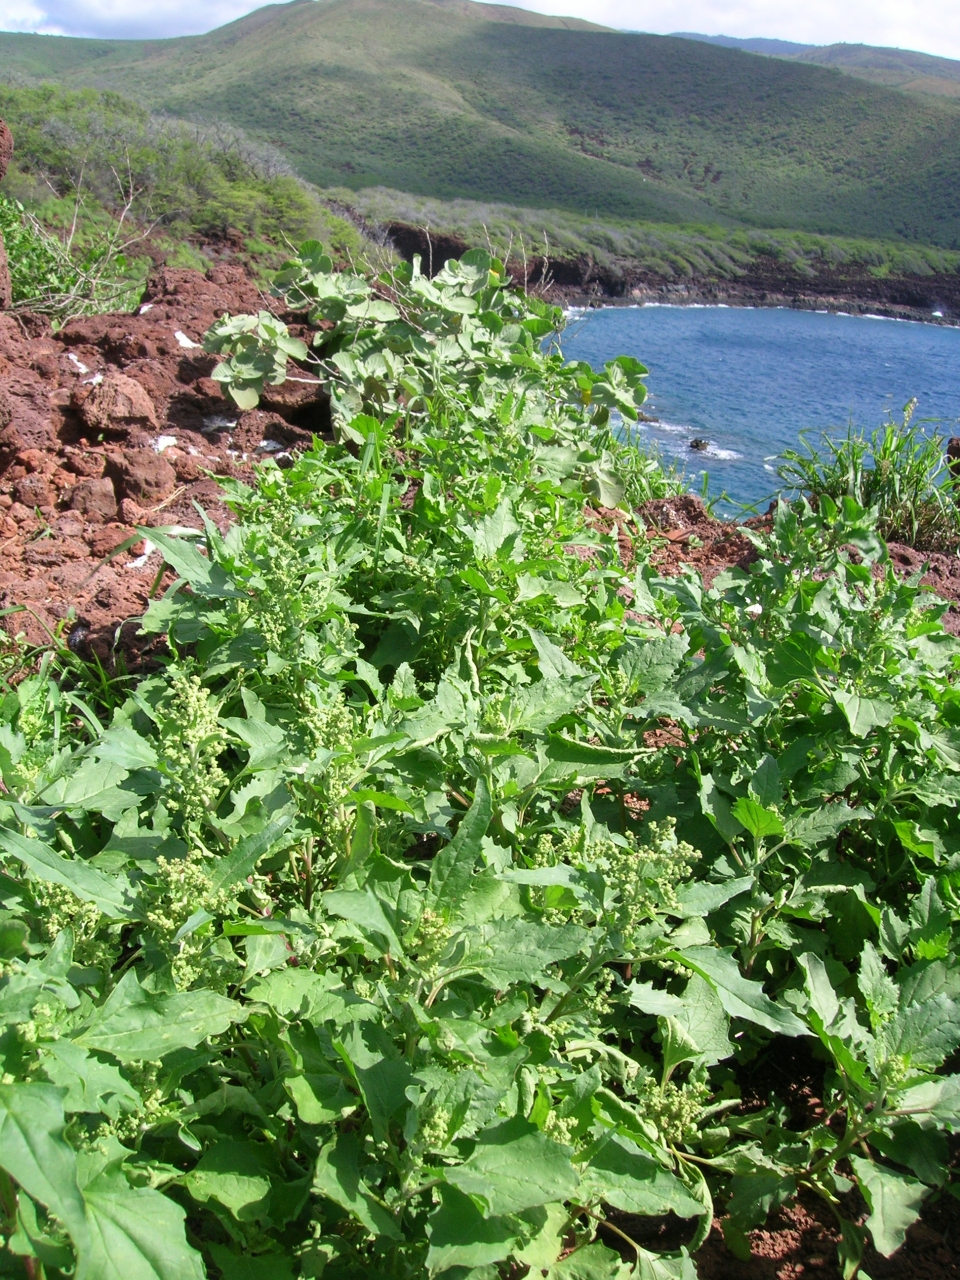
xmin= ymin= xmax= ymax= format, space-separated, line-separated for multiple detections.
xmin=0 ymin=191 xmax=144 ymax=319
xmin=776 ymin=400 xmax=960 ymax=551
xmin=0 ymin=248 xmax=958 ymax=1280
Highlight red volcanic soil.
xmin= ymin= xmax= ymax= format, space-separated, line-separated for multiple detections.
xmin=0 ymin=264 xmax=327 ymax=660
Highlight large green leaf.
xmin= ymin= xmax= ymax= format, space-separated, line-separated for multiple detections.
xmin=356 ymin=1057 xmax=413 ymax=1142
xmin=0 ymin=828 xmax=137 ymax=919
xmin=209 ymin=812 xmax=296 ymax=892
xmin=145 ymin=528 xmax=245 ymax=599
xmin=321 ymin=886 xmax=404 ymax=955
xmin=246 ymin=967 xmax=376 ymax=1025
xmin=425 ymin=1184 xmax=518 ymax=1274
xmin=849 ymin=1156 xmax=928 ymax=1257
xmin=674 ymin=946 xmax=806 ymax=1037
xmin=444 ymin=917 xmax=587 ymax=987
xmin=39 ymin=1042 xmax=141 ymax=1119
xmin=0 ymin=1083 xmax=88 ymax=1244
xmin=185 ymin=1141 xmax=272 ymax=1220
xmin=546 ymin=1241 xmax=633 ymax=1279
xmin=833 ymin=690 xmax=895 ymax=738
xmin=313 ymin=1132 xmax=401 ymax=1238
xmin=77 ymin=1157 xmax=206 ymax=1280
xmin=74 ymin=972 xmax=245 ymax=1061
xmin=428 ymin=776 xmax=493 ymax=918
xmin=445 ymin=1117 xmax=578 ymax=1214
xmin=671 ymin=974 xmax=732 ymax=1066
xmin=616 ymin=634 xmax=689 ymax=695
xmin=469 ymin=499 xmax=520 ymax=559
xmin=579 ymin=1134 xmax=701 ymax=1218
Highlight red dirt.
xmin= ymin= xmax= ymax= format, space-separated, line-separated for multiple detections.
xmin=0 ymin=264 xmax=326 ymax=660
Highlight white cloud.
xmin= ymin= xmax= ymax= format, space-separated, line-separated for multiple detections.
xmin=487 ymin=0 xmax=960 ymax=61
xmin=0 ymin=0 xmax=957 ymax=58
xmin=0 ymin=0 xmax=269 ymax=39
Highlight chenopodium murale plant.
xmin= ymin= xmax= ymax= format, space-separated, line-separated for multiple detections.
xmin=291 ymin=684 xmax=364 ymax=861
xmin=156 ymin=670 xmax=228 ymax=830
xmin=0 ymin=672 xmax=62 ymax=799
xmin=134 ymin=671 xmax=239 ymax=987
xmin=531 ymin=816 xmax=700 ymax=928
xmin=31 ymin=879 xmax=115 ymax=975
xmin=529 ymin=817 xmax=709 ymax=1142
xmin=143 ymin=851 xmax=238 ymax=990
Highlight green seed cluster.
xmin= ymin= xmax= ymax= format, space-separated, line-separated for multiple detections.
xmin=636 ymin=1075 xmax=710 ymax=1146
xmin=603 ymin=819 xmax=700 ymax=926
xmin=144 ymin=852 xmax=236 ymax=989
xmin=31 ymin=882 xmax=112 ymax=972
xmin=159 ymin=671 xmax=227 ymax=826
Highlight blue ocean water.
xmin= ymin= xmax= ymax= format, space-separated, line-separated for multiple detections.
xmin=560 ymin=305 xmax=960 ymax=512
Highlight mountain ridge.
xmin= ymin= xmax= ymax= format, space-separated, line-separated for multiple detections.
xmin=674 ymin=32 xmax=960 ymax=99
xmin=3 ymin=0 xmax=960 ymax=246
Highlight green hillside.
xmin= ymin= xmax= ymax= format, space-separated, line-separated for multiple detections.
xmin=793 ymin=44 xmax=960 ymax=100
xmin=3 ymin=0 xmax=960 ymax=245
xmin=677 ymin=33 xmax=960 ymax=101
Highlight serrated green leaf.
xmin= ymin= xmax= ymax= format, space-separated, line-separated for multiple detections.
xmin=429 ymin=776 xmax=492 ymax=919
xmin=731 ymin=797 xmax=784 ymax=839
xmin=77 ymin=1160 xmax=206 ymax=1280
xmin=579 ymin=1133 xmax=701 ymax=1218
xmin=39 ymin=1042 xmax=140 ymax=1119
xmin=0 ymin=827 xmax=136 ymax=919
xmin=546 ymin=1240 xmax=633 ymax=1279
xmin=74 ymin=972 xmax=245 ymax=1061
xmin=675 ymin=946 xmax=806 ymax=1036
xmin=443 ymin=917 xmax=587 ymax=987
xmin=850 ymin=1156 xmax=928 ymax=1257
xmin=445 ymin=1117 xmax=578 ymax=1215
xmin=0 ymin=1083 xmax=88 ymax=1245
xmin=185 ymin=1141 xmax=272 ymax=1220
xmin=314 ymin=1132 xmax=401 ymax=1238
xmin=426 ymin=1184 xmax=518 ymax=1274
xmin=834 ymin=690 xmax=895 ymax=737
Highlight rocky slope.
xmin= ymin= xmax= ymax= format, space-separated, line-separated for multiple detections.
xmin=0 ymin=264 xmax=325 ymax=660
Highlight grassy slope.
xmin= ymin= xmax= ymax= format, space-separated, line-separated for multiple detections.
xmin=345 ymin=186 xmax=960 ymax=287
xmin=791 ymin=45 xmax=960 ymax=100
xmin=3 ymin=0 xmax=960 ymax=247
xmin=0 ymin=80 xmax=371 ymax=303
xmin=677 ymin=33 xmax=960 ymax=101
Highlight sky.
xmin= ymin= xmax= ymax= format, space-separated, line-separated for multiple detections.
xmin=0 ymin=0 xmax=957 ymax=60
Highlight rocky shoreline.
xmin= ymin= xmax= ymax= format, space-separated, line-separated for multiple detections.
xmin=554 ymin=278 xmax=960 ymax=326
xmin=385 ymin=222 xmax=960 ymax=326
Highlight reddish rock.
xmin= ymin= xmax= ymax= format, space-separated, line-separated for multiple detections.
xmin=86 ymin=524 xmax=143 ymax=558
xmin=113 ymin=451 xmax=177 ymax=504
xmin=62 ymin=450 xmax=106 ymax=478
xmin=24 ymin=538 xmax=88 ymax=566
xmin=16 ymin=448 xmax=55 ymax=475
xmin=69 ymin=477 xmax=118 ymax=523
xmin=77 ymin=373 xmax=158 ymax=436
xmin=118 ymin=497 xmax=146 ymax=526
xmin=13 ymin=474 xmax=55 ymax=509
xmin=170 ymin=452 xmax=202 ymax=483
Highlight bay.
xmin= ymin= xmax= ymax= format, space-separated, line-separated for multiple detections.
xmin=560 ymin=304 xmax=960 ymax=511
